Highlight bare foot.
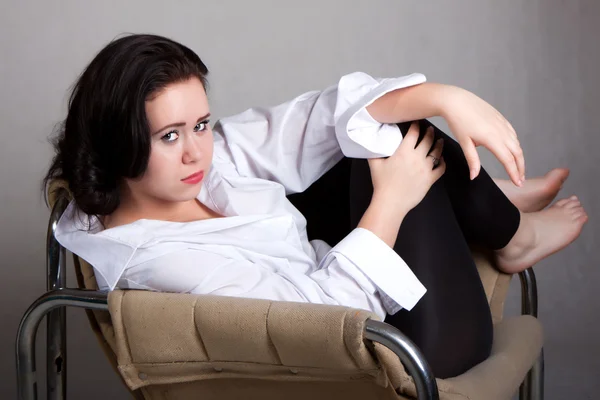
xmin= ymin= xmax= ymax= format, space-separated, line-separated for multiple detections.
xmin=495 ymin=196 xmax=587 ymax=274
xmin=494 ymin=168 xmax=570 ymax=212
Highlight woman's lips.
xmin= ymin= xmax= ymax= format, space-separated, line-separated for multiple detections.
xmin=181 ymin=170 xmax=204 ymax=184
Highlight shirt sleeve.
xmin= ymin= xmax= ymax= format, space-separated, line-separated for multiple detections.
xmin=119 ymin=227 xmax=426 ymax=320
xmin=120 ymin=246 xmax=391 ymax=320
xmin=213 ymin=71 xmax=427 ymax=195
xmin=315 ymin=228 xmax=427 ymax=315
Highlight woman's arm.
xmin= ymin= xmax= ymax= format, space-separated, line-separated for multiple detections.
xmin=121 ymin=242 xmax=424 ymax=321
xmin=366 ymin=82 xmax=448 ymax=124
xmin=367 ymin=82 xmax=526 ymax=186
xmin=213 ymin=72 xmax=427 ymax=195
xmin=357 ymin=123 xmax=446 ymax=247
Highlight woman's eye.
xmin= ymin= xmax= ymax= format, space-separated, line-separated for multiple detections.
xmin=194 ymin=120 xmax=210 ymax=132
xmin=161 ymin=131 xmax=179 ymax=142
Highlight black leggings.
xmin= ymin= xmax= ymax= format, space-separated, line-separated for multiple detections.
xmin=287 ymin=120 xmax=521 ymax=378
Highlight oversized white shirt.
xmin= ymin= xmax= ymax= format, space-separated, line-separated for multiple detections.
xmin=55 ymin=72 xmax=428 ymax=320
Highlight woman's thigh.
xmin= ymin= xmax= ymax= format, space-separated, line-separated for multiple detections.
xmin=286 ymin=157 xmax=353 ymax=245
xmin=288 ymin=123 xmax=496 ymax=378
xmin=349 ymin=157 xmax=493 ymax=378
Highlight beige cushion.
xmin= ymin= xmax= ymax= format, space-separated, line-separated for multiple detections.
xmin=472 ymin=246 xmax=512 ymax=324
xmin=380 ymin=316 xmax=543 ymax=399
xmin=108 ymin=290 xmax=542 ymax=400
xmin=109 ymin=291 xmax=386 ymax=390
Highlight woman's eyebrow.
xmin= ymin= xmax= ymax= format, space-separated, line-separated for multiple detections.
xmin=152 ymin=112 xmax=211 ymax=135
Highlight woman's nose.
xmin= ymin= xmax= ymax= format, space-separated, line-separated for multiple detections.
xmin=182 ymin=137 xmax=202 ymax=164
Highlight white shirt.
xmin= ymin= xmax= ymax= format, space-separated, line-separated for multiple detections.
xmin=55 ymin=71 xmax=428 ymax=320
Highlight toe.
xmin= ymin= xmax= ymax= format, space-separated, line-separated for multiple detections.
xmin=555 ymin=198 xmax=571 ymax=207
xmin=571 ymin=210 xmax=585 ymax=218
xmin=547 ymin=168 xmax=570 ymax=184
xmin=571 ymin=208 xmax=588 ymax=218
xmin=557 ymin=168 xmax=570 ymax=180
xmin=568 ymin=206 xmax=585 ymax=215
xmin=565 ymin=200 xmax=581 ymax=209
xmin=551 ymin=167 xmax=570 ymax=177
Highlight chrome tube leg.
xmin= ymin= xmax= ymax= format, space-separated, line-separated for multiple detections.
xmin=16 ymin=289 xmax=109 ymax=400
xmin=520 ymin=371 xmax=531 ymax=400
xmin=365 ymin=319 xmax=439 ymax=400
xmin=519 ymin=269 xmax=544 ymax=400
xmin=46 ymin=192 xmax=69 ymax=400
xmin=530 ymin=349 xmax=544 ymax=400
xmin=46 ymin=308 xmax=66 ymax=400
xmin=519 ymin=269 xmax=538 ymax=316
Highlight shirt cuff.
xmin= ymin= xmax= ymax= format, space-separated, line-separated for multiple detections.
xmin=334 ymin=72 xmax=427 ymax=158
xmin=328 ymin=227 xmax=427 ymax=312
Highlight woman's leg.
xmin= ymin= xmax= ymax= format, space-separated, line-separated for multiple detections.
xmin=349 ymin=156 xmax=494 ymax=379
xmin=290 ymin=119 xmax=584 ymax=377
xmin=289 ymin=120 xmax=518 ymax=377
xmin=348 ymin=120 xmax=524 ymax=378
xmin=286 ymin=157 xmax=353 ymax=247
xmin=394 ymin=121 xmax=587 ymax=276
xmin=396 ymin=120 xmax=521 ymax=250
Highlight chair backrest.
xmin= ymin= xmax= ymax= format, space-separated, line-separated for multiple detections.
xmin=48 ymin=179 xmax=144 ymax=399
xmin=107 ymin=289 xmax=419 ymax=400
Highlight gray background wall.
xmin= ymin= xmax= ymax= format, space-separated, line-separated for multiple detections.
xmin=1 ymin=0 xmax=598 ymax=398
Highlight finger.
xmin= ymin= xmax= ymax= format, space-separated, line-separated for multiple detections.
xmin=506 ymin=138 xmax=526 ymax=181
xmin=417 ymin=126 xmax=435 ymax=155
xmin=432 ymin=157 xmax=446 ymax=183
xmin=459 ymin=138 xmax=481 ymax=180
xmin=496 ymin=113 xmax=517 ymax=139
xmin=504 ymin=118 xmax=518 ymax=140
xmin=429 ymin=137 xmax=444 ymax=159
xmin=402 ymin=122 xmax=421 ymax=149
xmin=490 ymin=144 xmax=521 ymax=186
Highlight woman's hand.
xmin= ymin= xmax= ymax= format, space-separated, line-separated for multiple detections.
xmin=440 ymin=86 xmax=525 ymax=186
xmin=368 ymin=122 xmax=446 ymax=217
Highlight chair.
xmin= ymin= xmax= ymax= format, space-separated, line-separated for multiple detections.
xmin=16 ymin=174 xmax=544 ymax=400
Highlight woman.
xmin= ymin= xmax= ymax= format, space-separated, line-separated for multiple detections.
xmin=44 ymin=34 xmax=586 ymax=378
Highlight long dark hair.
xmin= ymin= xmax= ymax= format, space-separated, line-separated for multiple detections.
xmin=43 ymin=34 xmax=209 ymax=216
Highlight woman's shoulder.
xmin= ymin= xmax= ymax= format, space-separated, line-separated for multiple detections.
xmin=55 ymin=200 xmax=151 ymax=249
xmin=53 ymin=200 xmax=145 ymax=290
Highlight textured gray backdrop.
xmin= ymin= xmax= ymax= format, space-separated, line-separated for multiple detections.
xmin=1 ymin=1 xmax=598 ymax=398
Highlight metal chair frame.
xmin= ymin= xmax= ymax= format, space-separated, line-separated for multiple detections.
xmin=16 ymin=188 xmax=544 ymax=400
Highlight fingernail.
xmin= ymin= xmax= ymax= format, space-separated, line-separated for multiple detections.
xmin=521 ymin=174 xmax=526 ymax=181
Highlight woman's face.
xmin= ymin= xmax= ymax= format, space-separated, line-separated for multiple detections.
xmin=125 ymin=77 xmax=214 ymax=205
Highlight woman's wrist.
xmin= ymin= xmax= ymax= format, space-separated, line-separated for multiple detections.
xmin=435 ymin=84 xmax=465 ymax=120
xmin=371 ymin=189 xmax=412 ymax=219
xmin=357 ymin=193 xmax=409 ymax=247
xmin=367 ymin=81 xmax=453 ymax=124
